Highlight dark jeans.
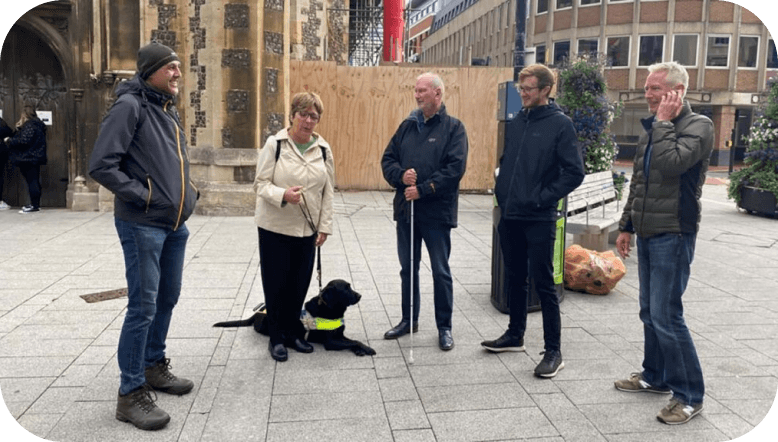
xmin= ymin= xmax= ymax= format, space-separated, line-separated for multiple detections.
xmin=258 ymin=227 xmax=316 ymax=346
xmin=637 ymin=232 xmax=704 ymax=406
xmin=396 ymin=220 xmax=453 ymax=331
xmin=115 ymin=218 xmax=189 ymax=395
xmin=498 ymin=218 xmax=561 ymax=352
xmin=18 ymin=163 xmax=42 ymax=208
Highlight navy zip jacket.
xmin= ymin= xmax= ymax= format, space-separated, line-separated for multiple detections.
xmin=89 ymin=76 xmax=197 ymax=230
xmin=495 ymin=102 xmax=584 ymax=221
xmin=382 ymin=104 xmax=468 ymax=228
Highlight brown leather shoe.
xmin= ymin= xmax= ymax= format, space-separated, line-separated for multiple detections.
xmin=145 ymin=358 xmax=194 ymax=395
xmin=116 ymin=385 xmax=170 ymax=431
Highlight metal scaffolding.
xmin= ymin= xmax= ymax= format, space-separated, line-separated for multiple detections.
xmin=329 ymin=0 xmax=384 ymax=66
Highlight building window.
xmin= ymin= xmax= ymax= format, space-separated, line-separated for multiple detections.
xmin=673 ymin=34 xmax=698 ymax=67
xmin=738 ymin=36 xmax=759 ymax=68
xmin=639 ymin=35 xmax=664 ymax=66
xmin=580 ymin=0 xmax=601 ymax=5
xmin=578 ymin=39 xmax=599 ymax=56
xmin=557 ymin=0 xmax=572 ymax=9
xmin=536 ymin=44 xmax=546 ymax=64
xmin=553 ymin=41 xmax=571 ymax=66
xmin=608 ymin=0 xmax=632 ymax=2
xmin=706 ymin=35 xmax=730 ymax=67
xmin=769 ymin=39 xmax=778 ymax=69
xmin=607 ymin=36 xmax=629 ymax=67
xmin=537 ymin=0 xmax=548 ymax=14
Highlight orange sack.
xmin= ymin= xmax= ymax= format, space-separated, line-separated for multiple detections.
xmin=564 ymin=244 xmax=626 ymax=295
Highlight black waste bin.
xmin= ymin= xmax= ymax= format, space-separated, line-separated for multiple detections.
xmin=490 ymin=198 xmax=566 ymax=314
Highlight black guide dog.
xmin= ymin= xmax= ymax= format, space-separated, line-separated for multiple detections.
xmin=213 ymin=279 xmax=376 ymax=356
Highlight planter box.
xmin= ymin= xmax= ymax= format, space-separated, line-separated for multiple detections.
xmin=739 ymin=186 xmax=778 ymax=218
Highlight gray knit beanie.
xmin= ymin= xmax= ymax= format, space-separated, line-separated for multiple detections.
xmin=137 ymin=42 xmax=180 ymax=80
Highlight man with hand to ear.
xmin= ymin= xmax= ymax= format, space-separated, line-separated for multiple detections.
xmin=614 ymin=61 xmax=714 ymax=425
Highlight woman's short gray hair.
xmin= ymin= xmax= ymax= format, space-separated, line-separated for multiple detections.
xmin=648 ymin=61 xmax=689 ymax=98
xmin=417 ymin=72 xmax=445 ymax=98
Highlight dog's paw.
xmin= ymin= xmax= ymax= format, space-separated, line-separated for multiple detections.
xmin=353 ymin=345 xmax=377 ymax=356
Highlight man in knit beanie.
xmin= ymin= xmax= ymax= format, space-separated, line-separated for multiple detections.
xmin=89 ymin=41 xmax=197 ymax=431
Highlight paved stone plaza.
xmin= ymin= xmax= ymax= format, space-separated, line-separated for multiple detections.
xmin=1 ymin=178 xmax=777 ymax=441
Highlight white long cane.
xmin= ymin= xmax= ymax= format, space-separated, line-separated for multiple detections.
xmin=409 ymin=199 xmax=415 ymax=365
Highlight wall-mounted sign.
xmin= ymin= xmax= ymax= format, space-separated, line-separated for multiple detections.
xmin=36 ymin=111 xmax=52 ymax=126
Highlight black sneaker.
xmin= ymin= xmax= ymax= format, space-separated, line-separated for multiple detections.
xmin=481 ymin=332 xmax=525 ymax=352
xmin=19 ymin=205 xmax=40 ymax=213
xmin=534 ymin=350 xmax=565 ymax=378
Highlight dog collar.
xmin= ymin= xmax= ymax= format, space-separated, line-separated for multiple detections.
xmin=300 ymin=310 xmax=344 ymax=331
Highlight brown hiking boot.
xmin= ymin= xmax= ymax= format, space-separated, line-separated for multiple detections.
xmin=116 ymin=385 xmax=170 ymax=431
xmin=145 ymin=358 xmax=194 ymax=395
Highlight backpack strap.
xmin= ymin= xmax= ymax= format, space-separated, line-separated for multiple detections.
xmin=275 ymin=139 xmax=327 ymax=163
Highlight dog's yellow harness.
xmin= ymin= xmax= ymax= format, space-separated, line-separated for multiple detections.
xmin=300 ymin=310 xmax=343 ymax=331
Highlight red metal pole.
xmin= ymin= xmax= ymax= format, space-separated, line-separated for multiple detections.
xmin=383 ymin=0 xmax=404 ymax=62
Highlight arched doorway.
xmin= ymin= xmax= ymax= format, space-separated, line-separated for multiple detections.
xmin=1 ymin=23 xmax=68 ymax=208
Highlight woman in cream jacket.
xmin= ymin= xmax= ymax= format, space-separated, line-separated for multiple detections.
xmin=254 ymin=92 xmax=335 ymax=362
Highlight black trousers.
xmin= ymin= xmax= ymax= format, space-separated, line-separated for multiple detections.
xmin=0 ymin=149 xmax=7 ymax=201
xmin=18 ymin=163 xmax=42 ymax=208
xmin=258 ymin=227 xmax=316 ymax=345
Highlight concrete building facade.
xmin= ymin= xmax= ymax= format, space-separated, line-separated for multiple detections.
xmin=419 ymin=0 xmax=777 ymax=166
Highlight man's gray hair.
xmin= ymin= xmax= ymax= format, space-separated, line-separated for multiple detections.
xmin=648 ymin=61 xmax=689 ymax=98
xmin=417 ymin=72 xmax=445 ymax=98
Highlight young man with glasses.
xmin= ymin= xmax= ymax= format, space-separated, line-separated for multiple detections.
xmin=481 ymin=64 xmax=584 ymax=378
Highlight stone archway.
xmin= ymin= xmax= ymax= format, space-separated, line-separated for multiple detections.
xmin=0 ymin=14 xmax=73 ymax=208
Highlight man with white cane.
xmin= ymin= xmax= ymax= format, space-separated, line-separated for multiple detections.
xmin=381 ymin=72 xmax=468 ymax=352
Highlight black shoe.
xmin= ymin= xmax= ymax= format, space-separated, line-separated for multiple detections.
xmin=288 ymin=337 xmax=314 ymax=353
xmin=439 ymin=329 xmax=454 ymax=351
xmin=20 ymin=205 xmax=40 ymax=213
xmin=383 ymin=321 xmax=419 ymax=339
xmin=534 ymin=350 xmax=565 ymax=378
xmin=481 ymin=332 xmax=525 ymax=353
xmin=269 ymin=341 xmax=288 ymax=362
xmin=144 ymin=358 xmax=194 ymax=396
xmin=116 ymin=385 xmax=170 ymax=431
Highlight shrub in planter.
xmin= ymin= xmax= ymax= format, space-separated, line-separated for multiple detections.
xmin=727 ymin=77 xmax=778 ymax=212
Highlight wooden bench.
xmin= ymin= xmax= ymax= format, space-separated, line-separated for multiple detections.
xmin=565 ymin=171 xmax=623 ymax=251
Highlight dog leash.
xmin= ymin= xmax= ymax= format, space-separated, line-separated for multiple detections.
xmin=300 ymin=192 xmax=322 ymax=292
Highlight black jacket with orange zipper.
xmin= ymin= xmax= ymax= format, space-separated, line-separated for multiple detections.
xmin=89 ymin=75 xmax=197 ymax=230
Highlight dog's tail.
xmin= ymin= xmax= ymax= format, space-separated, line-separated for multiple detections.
xmin=212 ymin=317 xmax=255 ymax=328
xmin=212 ymin=303 xmax=266 ymax=328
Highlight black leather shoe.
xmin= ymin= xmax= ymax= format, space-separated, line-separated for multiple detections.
xmin=439 ymin=330 xmax=454 ymax=351
xmin=289 ymin=337 xmax=314 ymax=353
xmin=384 ymin=321 xmax=419 ymax=339
xmin=269 ymin=341 xmax=288 ymax=362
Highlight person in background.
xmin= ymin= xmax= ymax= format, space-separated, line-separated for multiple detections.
xmin=0 ymin=116 xmax=13 ymax=210
xmin=381 ymin=72 xmax=468 ymax=352
xmin=253 ymin=91 xmax=335 ymax=362
xmin=5 ymin=106 xmax=47 ymax=213
xmin=480 ymin=64 xmax=584 ymax=379
xmin=614 ymin=61 xmax=712 ymax=425
xmin=90 ymin=41 xmax=198 ymax=431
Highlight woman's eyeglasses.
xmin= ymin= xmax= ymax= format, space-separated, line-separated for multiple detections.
xmin=297 ymin=111 xmax=320 ymax=122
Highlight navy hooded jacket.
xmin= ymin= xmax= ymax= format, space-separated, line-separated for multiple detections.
xmin=495 ymin=101 xmax=584 ymax=221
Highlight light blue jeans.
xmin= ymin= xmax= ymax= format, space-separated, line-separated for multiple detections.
xmin=637 ymin=232 xmax=704 ymax=406
xmin=115 ymin=218 xmax=189 ymax=395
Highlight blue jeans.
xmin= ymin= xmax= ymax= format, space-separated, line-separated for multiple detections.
xmin=396 ymin=220 xmax=453 ymax=331
xmin=637 ymin=232 xmax=704 ymax=406
xmin=498 ymin=218 xmax=560 ymax=352
xmin=115 ymin=218 xmax=189 ymax=395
